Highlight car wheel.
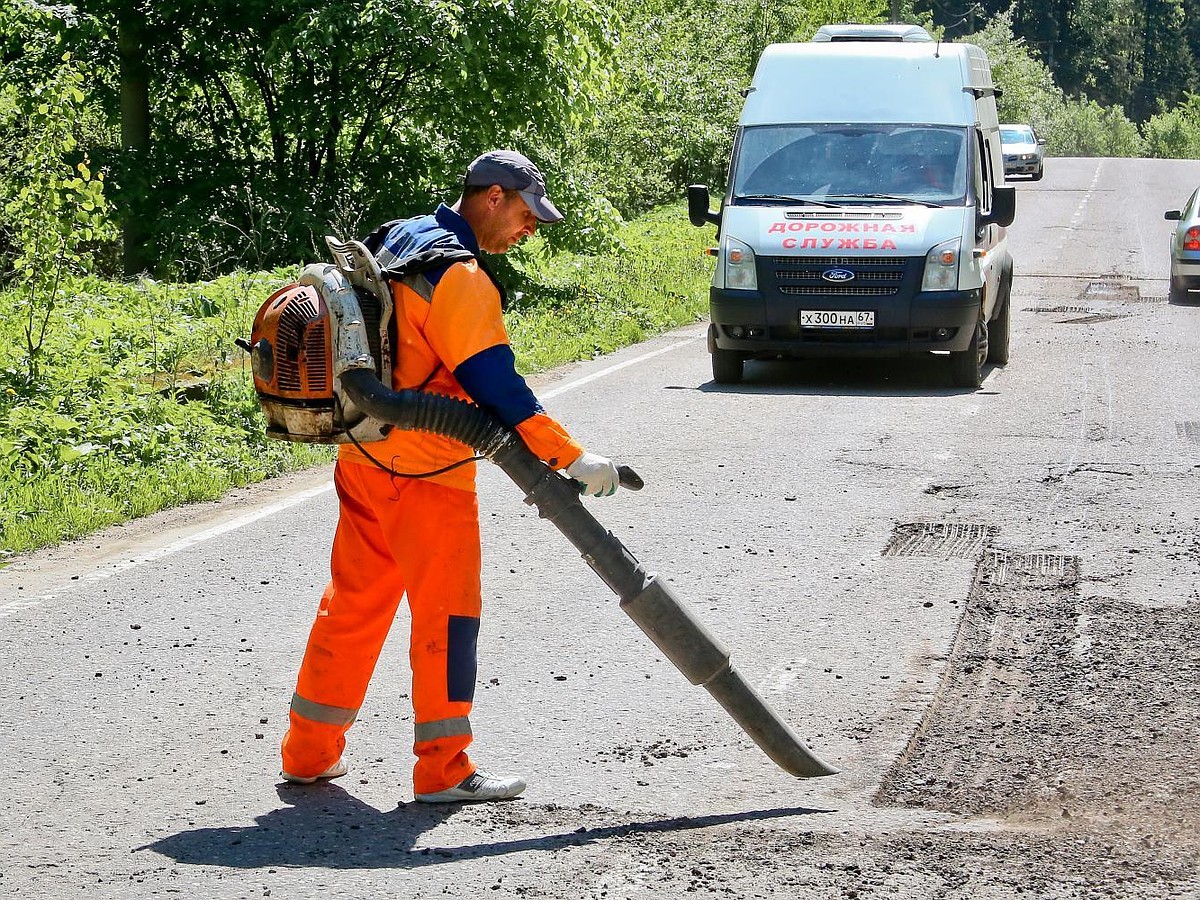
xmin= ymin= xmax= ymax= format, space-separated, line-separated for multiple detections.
xmin=949 ymin=316 xmax=988 ymax=388
xmin=1169 ymin=276 xmax=1192 ymax=305
xmin=1031 ymin=166 xmax=1043 ymax=181
xmin=987 ymin=277 xmax=1011 ymax=366
xmin=711 ymin=347 xmax=745 ymax=384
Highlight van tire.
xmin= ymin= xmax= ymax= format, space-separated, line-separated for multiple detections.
xmin=987 ymin=277 xmax=1011 ymax=366
xmin=950 ymin=317 xmax=987 ymax=388
xmin=711 ymin=348 xmax=745 ymax=384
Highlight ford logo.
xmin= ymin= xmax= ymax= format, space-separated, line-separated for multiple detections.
xmin=822 ymin=267 xmax=856 ymax=283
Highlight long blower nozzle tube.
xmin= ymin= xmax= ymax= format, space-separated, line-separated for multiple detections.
xmin=339 ymin=367 xmax=838 ymax=778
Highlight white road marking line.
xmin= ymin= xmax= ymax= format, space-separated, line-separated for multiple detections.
xmin=540 ymin=337 xmax=700 ymax=400
xmin=1055 ymin=160 xmax=1104 ymax=254
xmin=2 ymin=335 xmax=700 ymax=617
xmin=0 ymin=483 xmax=334 ymax=619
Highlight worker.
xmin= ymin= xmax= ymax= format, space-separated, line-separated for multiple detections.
xmin=280 ymin=150 xmax=621 ymax=802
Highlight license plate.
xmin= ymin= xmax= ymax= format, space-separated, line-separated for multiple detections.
xmin=800 ymin=310 xmax=875 ymax=328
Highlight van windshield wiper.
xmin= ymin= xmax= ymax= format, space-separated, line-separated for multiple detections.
xmin=827 ymin=193 xmax=944 ymax=208
xmin=735 ymin=194 xmax=844 ymax=208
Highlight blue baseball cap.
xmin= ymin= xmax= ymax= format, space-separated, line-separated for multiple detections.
xmin=465 ymin=150 xmax=564 ymax=224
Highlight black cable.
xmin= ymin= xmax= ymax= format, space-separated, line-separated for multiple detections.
xmin=334 ymin=392 xmax=484 ymax=480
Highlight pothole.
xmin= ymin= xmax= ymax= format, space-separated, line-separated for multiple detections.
xmin=1021 ymin=304 xmax=1127 ymax=323
xmin=875 ymin=544 xmax=1200 ymax=849
xmin=1023 ymin=304 xmax=1094 ymax=314
xmin=882 ymin=522 xmax=997 ymax=559
xmin=1060 ymin=312 xmax=1126 ymax=324
xmin=1082 ymin=280 xmax=1140 ymax=303
xmin=982 ymin=550 xmax=1076 ymax=585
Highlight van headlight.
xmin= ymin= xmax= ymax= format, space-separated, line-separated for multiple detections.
xmin=722 ymin=236 xmax=758 ymax=291
xmin=921 ymin=238 xmax=960 ymax=292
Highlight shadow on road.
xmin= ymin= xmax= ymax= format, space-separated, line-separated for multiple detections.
xmin=139 ymin=783 xmax=830 ymax=870
xmin=690 ymin=356 xmax=995 ymax=397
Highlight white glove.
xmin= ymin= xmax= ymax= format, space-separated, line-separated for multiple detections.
xmin=566 ymin=451 xmax=619 ymax=497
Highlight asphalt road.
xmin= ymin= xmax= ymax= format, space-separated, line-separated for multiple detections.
xmin=3 ymin=157 xmax=1199 ymax=899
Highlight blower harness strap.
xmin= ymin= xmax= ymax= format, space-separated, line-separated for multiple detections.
xmin=336 ymin=243 xmax=493 ymax=481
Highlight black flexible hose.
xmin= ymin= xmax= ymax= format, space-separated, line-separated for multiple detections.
xmin=340 ymin=368 xmax=515 ymax=461
xmin=340 ymin=368 xmax=643 ymax=491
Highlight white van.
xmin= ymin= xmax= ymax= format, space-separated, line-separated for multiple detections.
xmin=689 ymin=24 xmax=1015 ymax=387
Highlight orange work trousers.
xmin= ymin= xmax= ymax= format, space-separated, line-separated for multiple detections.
xmin=281 ymin=459 xmax=482 ymax=794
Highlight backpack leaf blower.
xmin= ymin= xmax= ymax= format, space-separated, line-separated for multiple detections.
xmin=240 ymin=237 xmax=838 ymax=779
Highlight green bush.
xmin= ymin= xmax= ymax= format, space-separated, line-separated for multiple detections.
xmin=1143 ymin=94 xmax=1200 ymax=159
xmin=0 ymin=267 xmax=335 ymax=559
xmin=510 ymin=203 xmax=712 ymax=370
xmin=1045 ymin=96 xmax=1144 ymax=157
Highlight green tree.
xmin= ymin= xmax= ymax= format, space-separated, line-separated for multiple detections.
xmin=565 ymin=0 xmax=908 ymax=223
xmin=968 ymin=11 xmax=1065 ymax=132
xmin=1186 ymin=0 xmax=1200 ymax=64
xmin=60 ymin=0 xmax=617 ymax=276
xmin=1 ymin=48 xmax=115 ymax=384
xmin=1131 ymin=0 xmax=1196 ymax=121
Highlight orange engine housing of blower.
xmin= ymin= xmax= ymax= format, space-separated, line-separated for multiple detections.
xmin=246 ymin=280 xmax=388 ymax=444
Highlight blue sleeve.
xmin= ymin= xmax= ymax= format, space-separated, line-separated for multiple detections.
xmin=454 ymin=344 xmax=544 ymax=428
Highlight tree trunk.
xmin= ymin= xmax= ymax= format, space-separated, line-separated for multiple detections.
xmin=118 ymin=13 xmax=151 ymax=275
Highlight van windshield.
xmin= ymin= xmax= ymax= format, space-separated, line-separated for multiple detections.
xmin=732 ymin=124 xmax=969 ymax=206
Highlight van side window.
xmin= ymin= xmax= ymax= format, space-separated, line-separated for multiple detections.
xmin=975 ymin=130 xmax=992 ymax=215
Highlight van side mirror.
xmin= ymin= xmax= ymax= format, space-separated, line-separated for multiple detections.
xmin=1166 ymin=210 xmax=1183 ymax=221
xmin=985 ymin=186 xmax=1016 ymax=227
xmin=688 ymin=184 xmax=721 ymax=227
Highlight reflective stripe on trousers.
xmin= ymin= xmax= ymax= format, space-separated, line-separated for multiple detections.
xmin=414 ymin=716 xmax=472 ymax=743
xmin=290 ymin=693 xmax=358 ymax=727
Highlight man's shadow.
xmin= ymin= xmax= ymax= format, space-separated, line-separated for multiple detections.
xmin=140 ymin=782 xmax=831 ymax=870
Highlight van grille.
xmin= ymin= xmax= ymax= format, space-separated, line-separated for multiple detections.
xmin=767 ymin=256 xmax=914 ymax=298
xmin=780 ymin=285 xmax=897 ymax=296
xmin=777 ymin=270 xmax=901 ymax=283
xmin=769 ymin=256 xmax=902 ymax=267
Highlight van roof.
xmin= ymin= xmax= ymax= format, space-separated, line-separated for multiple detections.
xmin=741 ymin=41 xmax=996 ymax=128
xmin=811 ymin=24 xmax=933 ymax=42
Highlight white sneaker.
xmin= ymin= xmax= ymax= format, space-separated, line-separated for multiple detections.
xmin=281 ymin=757 xmax=348 ymax=784
xmin=414 ymin=770 xmax=526 ymax=803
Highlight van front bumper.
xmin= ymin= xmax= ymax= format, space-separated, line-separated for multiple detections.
xmin=710 ymin=285 xmax=982 ymax=357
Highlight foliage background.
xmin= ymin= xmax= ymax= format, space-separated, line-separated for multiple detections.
xmin=3 ymin=0 xmax=1199 ymax=282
